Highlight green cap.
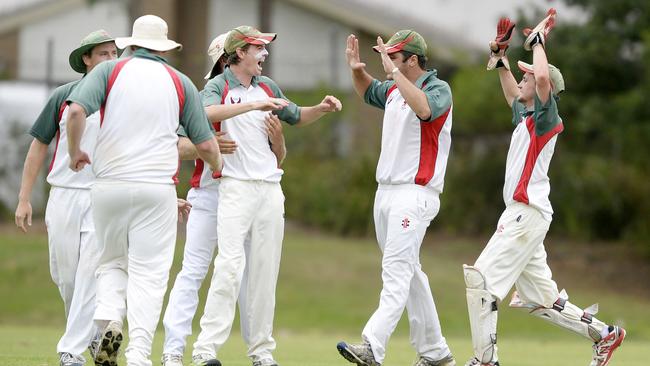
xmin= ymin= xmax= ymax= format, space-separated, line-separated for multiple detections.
xmin=69 ymin=29 xmax=116 ymax=74
xmin=373 ymin=29 xmax=427 ymax=56
xmin=224 ymin=25 xmax=277 ymax=55
xmin=517 ymin=61 xmax=566 ymax=95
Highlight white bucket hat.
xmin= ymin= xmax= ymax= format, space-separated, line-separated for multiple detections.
xmin=204 ymin=32 xmax=230 ymax=79
xmin=115 ymin=15 xmax=182 ymax=52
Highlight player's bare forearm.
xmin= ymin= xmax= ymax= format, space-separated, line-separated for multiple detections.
xmin=271 ymin=140 xmax=287 ymax=166
xmin=195 ymin=137 xmax=223 ymax=172
xmin=205 ymin=102 xmax=258 ymax=123
xmin=66 ymin=103 xmax=87 ymax=154
xmin=498 ymin=67 xmax=519 ymax=107
xmin=178 ymin=136 xmax=198 ymax=160
xmin=18 ymin=139 xmax=48 ymax=202
xmin=392 ymin=71 xmax=432 ymax=120
xmin=351 ymin=68 xmax=373 ymax=98
xmin=532 ymin=44 xmax=551 ymax=103
xmin=295 ymin=106 xmax=326 ymax=127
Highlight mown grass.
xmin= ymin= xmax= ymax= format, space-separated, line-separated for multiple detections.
xmin=0 ymin=224 xmax=648 ymax=365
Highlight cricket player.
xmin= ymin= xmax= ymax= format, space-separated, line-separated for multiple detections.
xmin=65 ymin=15 xmax=221 ymax=366
xmin=336 ymin=30 xmax=456 ymax=366
xmin=191 ymin=26 xmax=342 ymax=366
xmin=462 ymin=10 xmax=625 ymax=366
xmin=14 ymin=30 xmax=117 ymax=366
xmin=161 ymin=32 xmax=287 ymax=366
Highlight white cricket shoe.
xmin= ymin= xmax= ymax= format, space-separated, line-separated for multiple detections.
xmin=252 ymin=358 xmax=279 ymax=366
xmin=336 ymin=341 xmax=380 ymax=366
xmin=191 ymin=353 xmax=221 ymax=366
xmin=464 ymin=358 xmax=499 ymax=366
xmin=590 ymin=326 xmax=626 ymax=366
xmin=59 ymin=352 xmax=85 ymax=366
xmin=415 ymin=354 xmax=456 ymax=366
xmin=162 ymin=353 xmax=184 ymax=366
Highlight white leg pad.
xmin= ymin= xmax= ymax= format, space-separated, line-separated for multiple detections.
xmin=463 ymin=265 xmax=498 ymax=364
xmin=509 ymin=289 xmax=607 ymax=342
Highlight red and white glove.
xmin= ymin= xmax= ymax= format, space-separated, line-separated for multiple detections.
xmin=487 ymin=17 xmax=516 ymax=70
xmin=523 ymin=8 xmax=557 ymax=51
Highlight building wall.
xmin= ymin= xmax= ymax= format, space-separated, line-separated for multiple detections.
xmin=208 ymin=0 xmax=353 ymax=90
xmin=18 ymin=1 xmax=128 ymax=83
xmin=0 ymin=29 xmax=18 ymax=79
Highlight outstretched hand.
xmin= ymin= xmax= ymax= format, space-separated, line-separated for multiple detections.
xmin=375 ymin=36 xmax=397 ymax=78
xmin=345 ymin=34 xmax=367 ymax=71
xmin=487 ymin=17 xmax=516 ymax=70
xmin=256 ymin=98 xmax=289 ymax=112
xmin=523 ymin=8 xmax=557 ymax=50
xmin=317 ymin=95 xmax=343 ymax=113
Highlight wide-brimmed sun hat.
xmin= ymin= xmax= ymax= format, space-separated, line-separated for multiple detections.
xmin=115 ymin=15 xmax=182 ymax=52
xmin=68 ymin=29 xmax=116 ymax=74
xmin=205 ymin=32 xmax=229 ymax=80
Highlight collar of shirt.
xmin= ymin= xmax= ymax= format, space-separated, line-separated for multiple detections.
xmin=414 ymin=69 xmax=438 ymax=89
xmin=223 ymin=66 xmax=260 ymax=88
xmin=131 ymin=48 xmax=170 ymax=64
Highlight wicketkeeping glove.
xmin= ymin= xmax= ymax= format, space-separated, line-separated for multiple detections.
xmin=487 ymin=17 xmax=515 ymax=70
xmin=523 ymin=8 xmax=557 ymax=51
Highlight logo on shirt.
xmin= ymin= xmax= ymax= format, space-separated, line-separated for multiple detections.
xmin=496 ymin=224 xmax=505 ymax=234
xmin=230 ymin=97 xmax=241 ymax=104
xmin=402 ymin=217 xmax=410 ymax=229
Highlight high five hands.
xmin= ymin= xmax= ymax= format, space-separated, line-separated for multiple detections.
xmin=375 ymin=36 xmax=398 ymax=79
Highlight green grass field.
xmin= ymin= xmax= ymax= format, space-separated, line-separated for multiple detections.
xmin=0 ymin=224 xmax=647 ymax=365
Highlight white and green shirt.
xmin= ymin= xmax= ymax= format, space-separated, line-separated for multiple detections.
xmin=504 ymin=93 xmax=563 ymax=221
xmin=30 ymin=80 xmax=99 ymax=189
xmin=364 ymin=70 xmax=453 ymax=193
xmin=66 ymin=49 xmax=214 ymax=185
xmin=195 ymin=67 xmax=300 ymax=185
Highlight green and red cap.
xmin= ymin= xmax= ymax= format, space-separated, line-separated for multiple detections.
xmin=373 ymin=29 xmax=427 ymax=56
xmin=224 ymin=25 xmax=277 ymax=55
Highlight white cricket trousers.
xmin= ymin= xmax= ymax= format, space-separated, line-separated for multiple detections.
xmin=45 ymin=187 xmax=99 ymax=356
xmin=91 ymin=181 xmax=178 ymax=366
xmin=162 ymin=185 xmax=254 ymax=356
xmin=474 ymin=202 xmax=560 ymax=307
xmin=362 ymin=184 xmax=451 ymax=364
xmin=194 ymin=178 xmax=285 ymax=362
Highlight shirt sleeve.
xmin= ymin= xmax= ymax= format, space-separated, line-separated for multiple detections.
xmin=420 ymin=80 xmax=452 ymax=122
xmin=66 ymin=61 xmax=112 ymax=115
xmin=261 ymin=77 xmax=301 ymax=125
xmin=363 ymin=79 xmax=394 ymax=110
xmin=29 ymin=84 xmax=74 ymax=144
xmin=176 ymin=125 xmax=187 ymax=137
xmin=200 ymin=77 xmax=226 ymax=107
xmin=533 ymin=92 xmax=561 ymax=136
xmin=511 ymin=100 xmax=527 ymax=126
xmin=180 ymin=75 xmax=215 ymax=144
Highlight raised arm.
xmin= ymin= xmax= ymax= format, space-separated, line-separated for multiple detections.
xmin=346 ymin=34 xmax=373 ymax=98
xmin=15 ymin=139 xmax=49 ymax=232
xmin=375 ymin=36 xmax=432 ymax=120
xmin=487 ymin=17 xmax=519 ymax=107
xmin=523 ymin=8 xmax=557 ymax=104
